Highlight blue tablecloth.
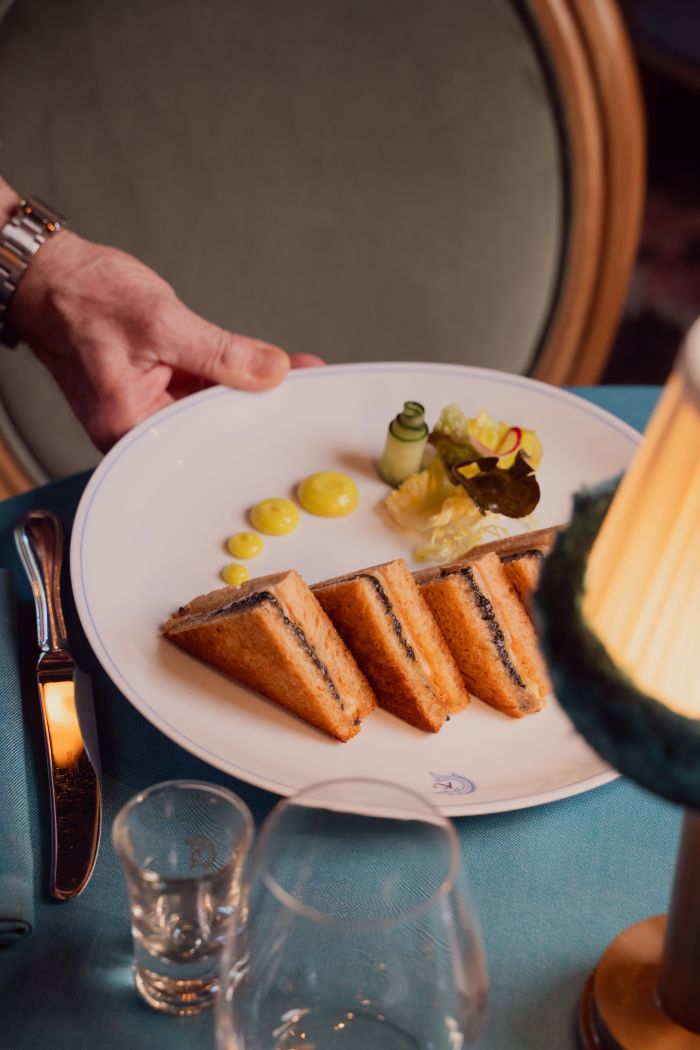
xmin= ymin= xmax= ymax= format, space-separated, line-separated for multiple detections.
xmin=0 ymin=386 xmax=679 ymax=1050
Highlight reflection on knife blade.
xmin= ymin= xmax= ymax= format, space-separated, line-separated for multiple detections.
xmin=42 ymin=679 xmax=85 ymax=767
xmin=38 ymin=673 xmax=101 ymax=900
xmin=15 ymin=510 xmax=102 ymax=901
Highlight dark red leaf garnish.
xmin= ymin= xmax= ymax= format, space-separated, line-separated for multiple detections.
xmin=450 ymin=451 xmax=540 ymax=517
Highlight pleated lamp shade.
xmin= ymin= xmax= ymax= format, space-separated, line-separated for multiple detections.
xmin=584 ymin=320 xmax=700 ymax=720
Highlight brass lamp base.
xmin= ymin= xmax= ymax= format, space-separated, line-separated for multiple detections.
xmin=579 ymin=915 xmax=700 ymax=1049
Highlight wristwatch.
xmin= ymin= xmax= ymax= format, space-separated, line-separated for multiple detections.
xmin=0 ymin=196 xmax=67 ymax=347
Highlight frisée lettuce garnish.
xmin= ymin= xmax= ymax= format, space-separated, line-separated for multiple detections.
xmin=384 ymin=405 xmax=542 ymax=562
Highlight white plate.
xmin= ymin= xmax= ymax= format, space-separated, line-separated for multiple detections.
xmin=71 ymin=363 xmax=641 ymax=815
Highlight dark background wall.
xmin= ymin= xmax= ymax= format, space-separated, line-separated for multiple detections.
xmin=605 ymin=1 xmax=700 ymax=383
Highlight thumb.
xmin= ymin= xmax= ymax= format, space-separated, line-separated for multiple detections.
xmin=165 ymin=309 xmax=290 ymax=391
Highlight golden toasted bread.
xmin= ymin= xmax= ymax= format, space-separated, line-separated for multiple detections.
xmin=162 ymin=570 xmax=377 ymax=741
xmin=313 ymin=559 xmax=471 ymax=732
xmin=417 ymin=552 xmax=550 ymax=718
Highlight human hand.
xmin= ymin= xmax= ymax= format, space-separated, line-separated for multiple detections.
xmin=9 ymin=230 xmax=322 ymax=451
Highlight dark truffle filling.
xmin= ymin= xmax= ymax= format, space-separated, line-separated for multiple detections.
xmin=315 ymin=572 xmax=416 ymax=661
xmin=440 ymin=566 xmax=526 ymax=689
xmin=348 ymin=574 xmax=416 ymax=662
xmin=196 ymin=591 xmax=343 ymax=708
xmin=500 ymin=548 xmax=545 ymax=565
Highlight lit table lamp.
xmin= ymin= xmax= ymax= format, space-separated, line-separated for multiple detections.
xmin=535 ymin=318 xmax=700 ymax=1049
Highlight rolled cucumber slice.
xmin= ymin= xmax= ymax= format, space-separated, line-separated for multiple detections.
xmin=378 ymin=401 xmax=429 ymax=486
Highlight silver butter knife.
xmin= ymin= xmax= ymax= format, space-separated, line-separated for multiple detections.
xmin=15 ymin=509 xmax=102 ymax=901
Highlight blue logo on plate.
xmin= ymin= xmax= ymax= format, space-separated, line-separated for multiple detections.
xmin=430 ymin=772 xmax=476 ymax=795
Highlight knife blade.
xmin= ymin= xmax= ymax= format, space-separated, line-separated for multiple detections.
xmin=15 ymin=510 xmax=102 ymax=901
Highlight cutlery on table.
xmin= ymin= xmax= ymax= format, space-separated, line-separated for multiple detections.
xmin=15 ymin=510 xmax=102 ymax=901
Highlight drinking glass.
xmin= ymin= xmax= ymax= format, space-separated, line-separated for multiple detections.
xmin=216 ymin=777 xmax=487 ymax=1049
xmin=113 ymin=779 xmax=254 ymax=1015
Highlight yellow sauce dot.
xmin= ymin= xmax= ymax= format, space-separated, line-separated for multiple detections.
xmin=249 ymin=497 xmax=300 ymax=536
xmin=298 ymin=471 xmax=359 ymax=517
xmin=226 ymin=531 xmax=264 ymax=559
xmin=221 ymin=563 xmax=250 ymax=587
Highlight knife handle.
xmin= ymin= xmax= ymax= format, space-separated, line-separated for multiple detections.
xmin=15 ymin=510 xmax=69 ymax=654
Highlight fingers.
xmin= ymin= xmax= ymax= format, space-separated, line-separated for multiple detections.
xmin=220 ymin=335 xmax=290 ymax=389
xmin=162 ymin=308 xmax=290 ymax=391
xmin=290 ymin=353 xmax=325 ymax=368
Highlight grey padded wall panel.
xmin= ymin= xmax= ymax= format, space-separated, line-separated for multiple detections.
xmin=0 ymin=0 xmax=564 ymax=481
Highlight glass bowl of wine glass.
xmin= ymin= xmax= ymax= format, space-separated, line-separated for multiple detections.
xmin=216 ymin=777 xmax=487 ymax=1050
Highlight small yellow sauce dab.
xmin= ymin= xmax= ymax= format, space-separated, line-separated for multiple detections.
xmin=249 ymin=498 xmax=300 ymax=536
xmin=298 ymin=472 xmax=359 ymax=518
xmin=221 ymin=563 xmax=250 ymax=587
xmin=227 ymin=532 xmax=264 ymax=559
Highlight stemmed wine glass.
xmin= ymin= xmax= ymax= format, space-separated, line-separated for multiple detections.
xmin=216 ymin=777 xmax=487 ymax=1049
